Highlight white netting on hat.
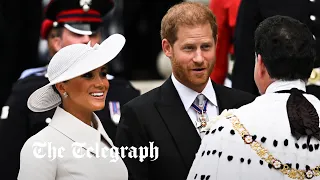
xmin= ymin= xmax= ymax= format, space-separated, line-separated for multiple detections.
xmin=27 ymin=85 xmax=62 ymax=112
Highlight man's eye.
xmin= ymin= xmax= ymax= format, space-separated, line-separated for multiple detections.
xmin=201 ymin=44 xmax=211 ymax=49
xmin=184 ymin=46 xmax=194 ymax=50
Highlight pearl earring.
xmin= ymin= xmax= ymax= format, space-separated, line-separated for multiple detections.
xmin=63 ymin=92 xmax=68 ymax=98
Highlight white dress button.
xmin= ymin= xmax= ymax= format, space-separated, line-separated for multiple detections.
xmin=45 ymin=118 xmax=52 ymax=124
xmin=310 ymin=15 xmax=316 ymax=21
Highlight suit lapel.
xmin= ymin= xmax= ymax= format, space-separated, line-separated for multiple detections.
xmin=212 ymin=81 xmax=232 ymax=114
xmin=154 ymin=78 xmax=201 ymax=169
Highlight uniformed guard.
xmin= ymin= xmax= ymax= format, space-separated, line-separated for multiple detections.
xmin=0 ymin=0 xmax=140 ymax=179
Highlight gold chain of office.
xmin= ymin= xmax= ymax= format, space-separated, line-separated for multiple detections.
xmin=225 ymin=113 xmax=320 ymax=179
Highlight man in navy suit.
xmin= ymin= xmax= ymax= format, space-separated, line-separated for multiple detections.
xmin=115 ymin=2 xmax=256 ymax=180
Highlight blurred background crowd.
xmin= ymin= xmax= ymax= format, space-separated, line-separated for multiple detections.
xmin=0 ymin=0 xmax=319 ymax=105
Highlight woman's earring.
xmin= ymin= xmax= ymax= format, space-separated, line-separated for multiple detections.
xmin=63 ymin=92 xmax=68 ymax=98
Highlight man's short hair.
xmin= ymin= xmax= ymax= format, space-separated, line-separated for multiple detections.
xmin=255 ymin=15 xmax=316 ymax=80
xmin=160 ymin=2 xmax=217 ymax=45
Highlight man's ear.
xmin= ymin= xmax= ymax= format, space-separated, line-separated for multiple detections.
xmin=257 ymin=54 xmax=268 ymax=78
xmin=162 ymin=39 xmax=173 ymax=58
xmin=47 ymin=37 xmax=60 ymax=56
xmin=52 ymin=36 xmax=63 ymax=52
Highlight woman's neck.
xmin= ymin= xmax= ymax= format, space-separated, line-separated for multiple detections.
xmin=62 ymin=104 xmax=93 ymax=127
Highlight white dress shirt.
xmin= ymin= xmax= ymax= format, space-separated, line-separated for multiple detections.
xmin=187 ymin=80 xmax=320 ymax=180
xmin=18 ymin=106 xmax=128 ymax=180
xmin=171 ymin=74 xmax=219 ymax=135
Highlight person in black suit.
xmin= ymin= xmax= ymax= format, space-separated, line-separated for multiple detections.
xmin=231 ymin=0 xmax=320 ymax=96
xmin=115 ymin=2 xmax=256 ymax=180
xmin=0 ymin=0 xmax=140 ymax=179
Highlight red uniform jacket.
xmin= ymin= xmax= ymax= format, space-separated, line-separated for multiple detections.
xmin=209 ymin=0 xmax=240 ymax=84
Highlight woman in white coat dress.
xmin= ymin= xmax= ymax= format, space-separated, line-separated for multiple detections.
xmin=18 ymin=34 xmax=128 ymax=180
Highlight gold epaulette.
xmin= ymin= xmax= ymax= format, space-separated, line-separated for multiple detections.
xmin=308 ymin=68 xmax=320 ymax=86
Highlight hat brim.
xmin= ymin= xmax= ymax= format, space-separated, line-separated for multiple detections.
xmin=64 ymin=23 xmax=100 ymax=36
xmin=27 ymin=34 xmax=125 ymax=112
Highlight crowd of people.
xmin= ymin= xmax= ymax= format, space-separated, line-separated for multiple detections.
xmin=0 ymin=0 xmax=320 ymax=179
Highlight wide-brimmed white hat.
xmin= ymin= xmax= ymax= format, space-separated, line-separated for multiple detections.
xmin=27 ymin=33 xmax=125 ymax=112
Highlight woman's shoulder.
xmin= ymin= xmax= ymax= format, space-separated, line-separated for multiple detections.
xmin=18 ymin=126 xmax=59 ymax=179
xmin=21 ymin=126 xmax=61 ymax=154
